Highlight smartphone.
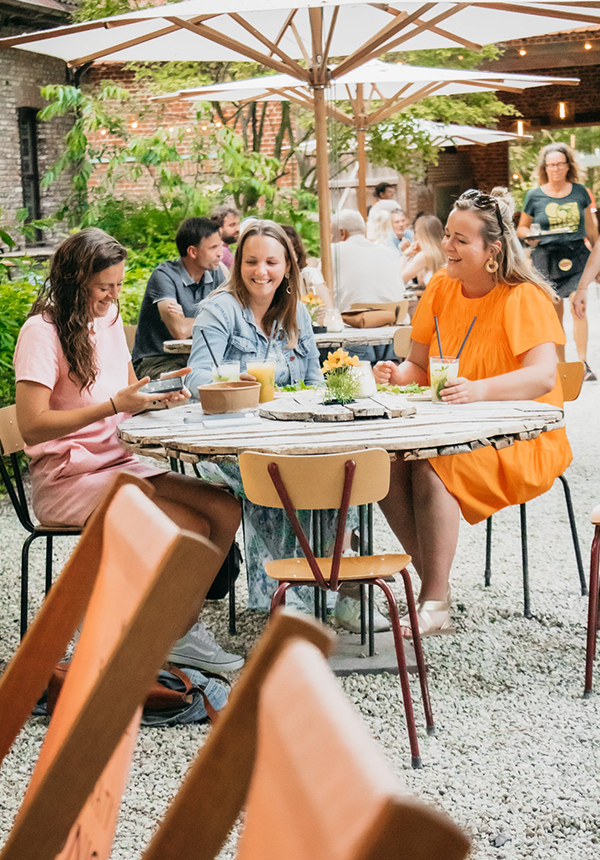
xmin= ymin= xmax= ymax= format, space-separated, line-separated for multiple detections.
xmin=139 ymin=377 xmax=185 ymax=395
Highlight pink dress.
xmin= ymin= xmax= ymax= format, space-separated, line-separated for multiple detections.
xmin=13 ymin=306 xmax=162 ymax=527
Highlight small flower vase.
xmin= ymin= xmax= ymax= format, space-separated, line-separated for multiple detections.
xmin=323 ymin=366 xmax=360 ymax=406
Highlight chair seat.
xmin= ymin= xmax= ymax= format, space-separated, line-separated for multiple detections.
xmin=265 ymin=553 xmax=411 ymax=582
xmin=34 ymin=524 xmax=81 ymax=534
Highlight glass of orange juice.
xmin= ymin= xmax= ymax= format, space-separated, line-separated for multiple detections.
xmin=246 ymin=359 xmax=276 ymax=403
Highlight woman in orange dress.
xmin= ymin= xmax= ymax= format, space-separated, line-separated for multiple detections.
xmin=374 ymin=187 xmax=571 ymax=637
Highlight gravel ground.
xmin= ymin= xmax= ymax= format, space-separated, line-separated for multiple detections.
xmin=1 ymin=293 xmax=600 ymax=858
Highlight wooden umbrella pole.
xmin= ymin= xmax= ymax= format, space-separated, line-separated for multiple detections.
xmin=357 ymin=125 xmax=368 ymax=221
xmin=313 ymin=84 xmax=333 ymax=290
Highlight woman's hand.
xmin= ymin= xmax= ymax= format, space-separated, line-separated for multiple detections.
xmin=572 ymin=289 xmax=587 ymax=320
xmin=440 ymin=376 xmax=486 ymax=404
xmin=373 ymin=361 xmax=400 ymax=385
xmin=113 ymin=377 xmax=171 ymax=414
xmin=240 ymin=371 xmax=257 ymax=382
xmin=159 ymin=366 xmax=192 ymax=402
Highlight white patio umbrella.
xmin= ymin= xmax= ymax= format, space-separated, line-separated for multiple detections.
xmin=154 ymin=59 xmax=574 ymax=216
xmin=3 ymin=0 xmax=600 ymax=282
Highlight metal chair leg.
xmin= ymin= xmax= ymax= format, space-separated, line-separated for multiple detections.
xmin=584 ymin=525 xmax=600 ymax=698
xmin=375 ymin=577 xmax=424 ymax=769
xmin=20 ymin=533 xmax=36 ymax=639
xmin=558 ymin=474 xmax=588 ymax=596
xmin=368 ymin=584 xmax=375 ymax=657
xmin=520 ymin=504 xmax=532 ymax=619
xmin=45 ymin=535 xmax=53 ymax=595
xmin=359 ymin=584 xmax=366 ymax=645
xmin=270 ymin=582 xmax=291 ymax=613
xmin=484 ymin=516 xmax=492 ymax=587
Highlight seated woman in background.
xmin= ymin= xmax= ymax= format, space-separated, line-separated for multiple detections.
xmin=14 ymin=228 xmax=242 ymax=672
xmin=374 ymin=188 xmax=571 ymax=638
xmin=186 ymin=220 xmax=322 ymax=391
xmin=280 ymin=224 xmax=333 ymax=320
xmin=399 ymin=214 xmax=445 ymax=287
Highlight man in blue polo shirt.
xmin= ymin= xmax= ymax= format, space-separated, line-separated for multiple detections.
xmin=132 ymin=217 xmax=226 ymax=378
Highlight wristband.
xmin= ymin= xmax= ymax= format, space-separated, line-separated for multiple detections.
xmin=109 ymin=397 xmax=118 ymax=415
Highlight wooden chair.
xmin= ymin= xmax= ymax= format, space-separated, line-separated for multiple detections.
xmin=0 ymin=404 xmax=81 ymax=638
xmin=141 ymin=620 xmax=469 ymax=860
xmin=239 ymin=448 xmax=434 ymax=769
xmin=0 ymin=472 xmax=223 ymax=860
xmin=393 ymin=325 xmax=413 ymax=360
xmin=584 ymin=504 xmax=600 ymax=698
xmin=350 ymin=299 xmax=409 ymax=323
xmin=124 ymin=323 xmax=137 ymax=353
xmin=484 ymin=361 xmax=587 ymax=617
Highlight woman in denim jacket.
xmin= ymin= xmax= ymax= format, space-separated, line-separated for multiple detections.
xmin=186 ymin=221 xmax=327 ymax=612
xmin=186 ymin=220 xmax=322 ymax=393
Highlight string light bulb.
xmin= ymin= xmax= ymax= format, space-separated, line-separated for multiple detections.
xmin=584 ymin=42 xmax=593 ymax=50
xmin=131 ymin=120 xmax=138 ymax=129
xmin=186 ymin=127 xmax=192 ymax=133
xmin=558 ymin=102 xmax=567 ymax=120
xmin=100 ymin=129 xmax=107 ymax=136
xmin=519 ymin=49 xmax=527 ymax=57
xmin=517 ymin=120 xmax=524 ymax=136
xmin=512 ymin=173 xmax=520 ymax=181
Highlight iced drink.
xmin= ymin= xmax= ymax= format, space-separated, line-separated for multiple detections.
xmin=429 ymin=356 xmax=459 ymax=403
xmin=247 ymin=359 xmax=276 ymax=403
xmin=212 ymin=361 xmax=240 ymax=383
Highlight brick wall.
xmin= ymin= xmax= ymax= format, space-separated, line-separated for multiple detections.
xmin=496 ymin=64 xmax=600 ymax=129
xmin=0 ymin=46 xmax=73 ymax=248
xmin=460 ymin=141 xmax=510 ymax=192
xmin=84 ymin=64 xmax=298 ymax=202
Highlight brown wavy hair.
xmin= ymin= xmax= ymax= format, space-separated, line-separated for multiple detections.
xmin=535 ymin=142 xmax=581 ymax=186
xmin=217 ymin=220 xmax=302 ymax=348
xmin=29 ymin=228 xmax=127 ymax=391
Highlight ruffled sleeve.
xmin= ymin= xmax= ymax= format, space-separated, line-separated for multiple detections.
xmin=504 ymin=282 xmax=566 ymax=357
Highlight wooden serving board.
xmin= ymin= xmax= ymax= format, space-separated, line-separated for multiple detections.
xmin=258 ymin=392 xmax=416 ymax=422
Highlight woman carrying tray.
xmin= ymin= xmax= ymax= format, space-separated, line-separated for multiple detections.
xmin=518 ymin=142 xmax=597 ymax=380
xmin=375 ymin=188 xmax=572 ymax=638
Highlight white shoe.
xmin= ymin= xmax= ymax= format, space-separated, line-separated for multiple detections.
xmin=167 ymin=622 xmax=244 ymax=672
xmin=334 ymin=595 xmax=390 ymax=634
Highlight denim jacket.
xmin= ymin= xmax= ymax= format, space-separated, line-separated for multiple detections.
xmin=185 ymin=291 xmax=323 ymax=395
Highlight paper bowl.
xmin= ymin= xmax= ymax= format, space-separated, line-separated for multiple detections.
xmin=197 ymin=381 xmax=261 ymax=414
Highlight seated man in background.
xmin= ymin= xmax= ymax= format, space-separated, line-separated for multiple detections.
xmin=210 ymin=204 xmax=240 ymax=271
xmin=331 ymin=209 xmax=405 ymax=364
xmin=133 ymin=218 xmax=225 ymax=379
xmin=389 ymin=208 xmax=414 ymax=253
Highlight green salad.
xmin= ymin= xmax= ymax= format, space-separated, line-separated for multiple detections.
xmin=275 ymin=380 xmax=316 ymax=393
xmin=376 ymin=382 xmax=429 ymax=395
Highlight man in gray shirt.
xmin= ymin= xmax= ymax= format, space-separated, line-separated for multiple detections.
xmin=133 ymin=218 xmax=226 ymax=378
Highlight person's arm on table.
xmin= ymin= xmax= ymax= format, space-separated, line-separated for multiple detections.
xmin=373 ymin=340 xmax=429 ymax=386
xmin=440 ymin=342 xmax=556 ymax=404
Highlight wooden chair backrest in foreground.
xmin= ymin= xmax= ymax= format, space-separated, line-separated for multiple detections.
xmin=0 ymin=473 xmax=223 ymax=860
xmin=557 ymin=360 xmax=584 ymax=403
xmin=143 ymin=629 xmax=469 ymax=860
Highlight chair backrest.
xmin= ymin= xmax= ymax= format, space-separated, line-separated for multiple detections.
xmin=239 ymin=449 xmax=391 ymax=511
xmin=557 ymin=360 xmax=585 ymax=402
xmin=141 ymin=612 xmax=335 ymax=860
xmin=393 ymin=326 xmax=413 ymax=360
xmin=0 ymin=404 xmax=24 ymax=456
xmin=124 ymin=324 xmax=137 ymax=353
xmin=350 ymin=299 xmax=409 ymax=323
xmin=0 ymin=476 xmax=223 ymax=860
xmin=144 ymin=634 xmax=469 ymax=860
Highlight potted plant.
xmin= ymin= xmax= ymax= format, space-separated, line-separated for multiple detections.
xmin=321 ymin=348 xmax=361 ymax=405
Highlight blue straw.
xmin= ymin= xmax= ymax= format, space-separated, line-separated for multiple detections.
xmin=434 ymin=315 xmax=443 ymax=361
xmin=456 ymin=316 xmax=477 ymax=360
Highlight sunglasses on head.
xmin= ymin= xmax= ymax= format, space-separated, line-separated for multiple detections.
xmin=460 ymin=189 xmax=504 ymax=235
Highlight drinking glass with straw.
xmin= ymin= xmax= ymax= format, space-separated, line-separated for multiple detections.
xmin=429 ymin=316 xmax=476 ymax=403
xmin=247 ymin=321 xmax=277 ymax=404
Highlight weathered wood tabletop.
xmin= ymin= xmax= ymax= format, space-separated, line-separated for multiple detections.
xmin=163 ymin=324 xmax=408 ymax=355
xmin=118 ymin=393 xmax=564 ymax=463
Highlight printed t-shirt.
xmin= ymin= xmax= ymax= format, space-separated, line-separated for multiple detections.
xmin=523 ymin=184 xmax=591 ymax=245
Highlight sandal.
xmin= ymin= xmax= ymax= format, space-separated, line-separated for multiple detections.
xmin=400 ymin=598 xmax=456 ymax=638
xmin=584 ymin=363 xmax=597 ymax=382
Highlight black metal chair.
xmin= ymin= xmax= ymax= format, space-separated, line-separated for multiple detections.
xmin=0 ymin=405 xmax=81 ymax=638
xmin=484 ymin=361 xmax=587 ymax=617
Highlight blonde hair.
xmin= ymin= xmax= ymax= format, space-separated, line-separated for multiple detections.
xmin=367 ymin=205 xmax=397 ymax=245
xmin=452 ymin=187 xmax=556 ymax=300
xmin=217 ymin=220 xmax=302 ymax=348
xmin=535 ymin=142 xmax=581 ymax=186
xmin=414 ymin=215 xmax=445 ymax=275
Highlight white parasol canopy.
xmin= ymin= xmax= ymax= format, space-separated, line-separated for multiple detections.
xmin=154 ymin=59 xmax=575 ymax=215
xmin=3 ymin=0 xmax=598 ymax=282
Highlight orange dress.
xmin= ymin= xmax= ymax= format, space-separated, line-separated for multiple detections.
xmin=411 ymin=271 xmax=572 ymax=524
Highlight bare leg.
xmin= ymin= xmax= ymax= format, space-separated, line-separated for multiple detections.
xmin=554 ymin=298 xmax=566 ymax=362
xmin=147 ymin=471 xmax=240 ymax=560
xmin=570 ymin=292 xmax=589 ymax=364
xmin=378 ymin=455 xmax=423 ymax=574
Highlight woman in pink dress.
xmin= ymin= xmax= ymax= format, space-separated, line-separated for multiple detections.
xmin=14 ymin=228 xmax=243 ymax=672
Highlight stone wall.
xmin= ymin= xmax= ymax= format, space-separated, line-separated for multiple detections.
xmin=0 ymin=45 xmax=73 ymax=248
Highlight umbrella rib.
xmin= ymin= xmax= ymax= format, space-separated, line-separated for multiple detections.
xmin=478 ymin=3 xmax=600 ymax=26
xmin=332 ymin=4 xmax=436 ymax=79
xmin=0 ymin=17 xmax=144 ymax=48
xmin=228 ymin=13 xmax=307 ymax=80
xmin=67 ymin=20 xmax=186 ymax=67
xmin=377 ymin=4 xmax=471 ymax=56
xmin=321 ymin=5 xmax=340 ymax=75
xmin=368 ymin=81 xmax=443 ymax=124
xmin=166 ymin=17 xmax=309 ymax=81
xmin=289 ymin=21 xmax=311 ymax=64
xmin=369 ymin=3 xmax=481 ymax=51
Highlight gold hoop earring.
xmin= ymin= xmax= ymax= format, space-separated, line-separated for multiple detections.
xmin=282 ymin=274 xmax=291 ymax=294
xmin=485 ymin=258 xmax=499 ymax=274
